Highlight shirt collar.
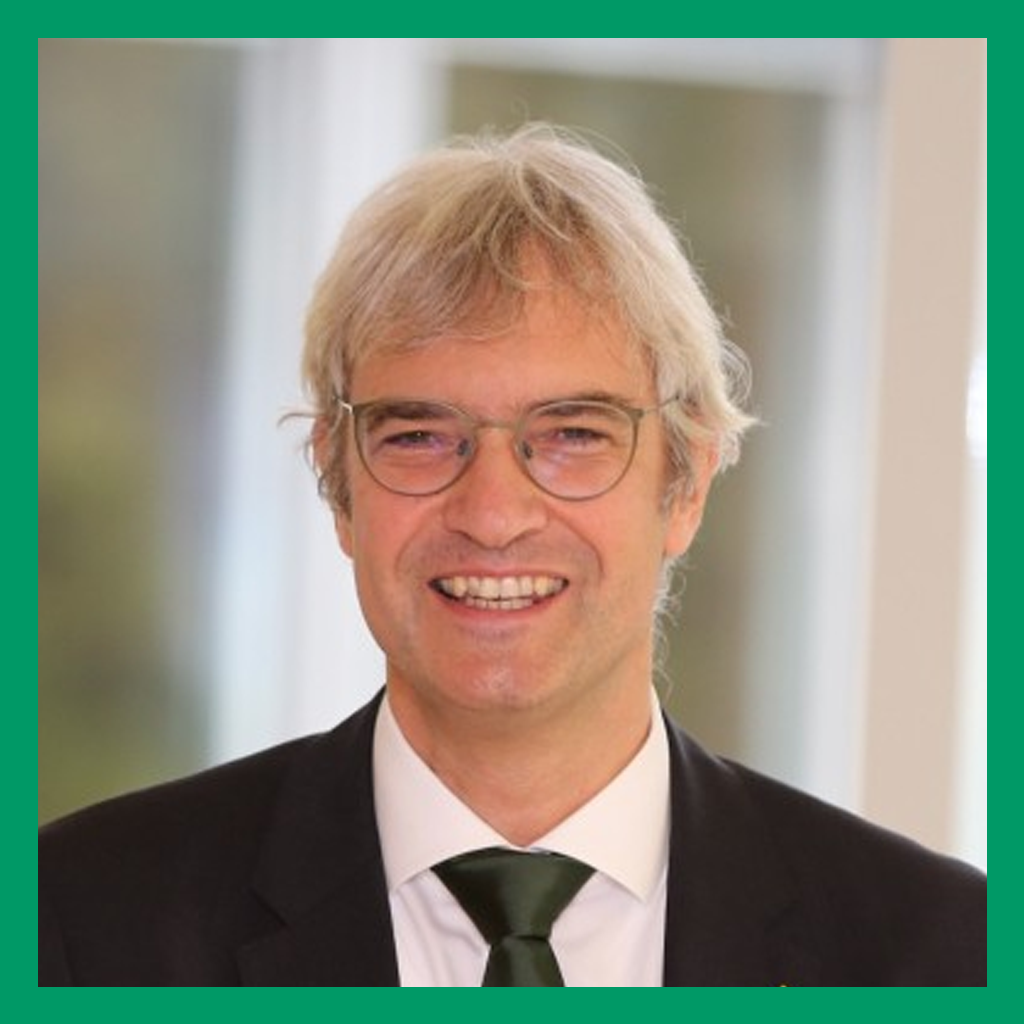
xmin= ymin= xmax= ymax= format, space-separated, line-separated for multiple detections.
xmin=372 ymin=690 xmax=669 ymax=903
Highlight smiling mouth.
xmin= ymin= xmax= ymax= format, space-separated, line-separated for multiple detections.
xmin=430 ymin=574 xmax=568 ymax=611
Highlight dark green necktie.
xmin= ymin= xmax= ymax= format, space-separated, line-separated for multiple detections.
xmin=433 ymin=847 xmax=594 ymax=986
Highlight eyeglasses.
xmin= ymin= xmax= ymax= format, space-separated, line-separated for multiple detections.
xmin=336 ymin=394 xmax=677 ymax=501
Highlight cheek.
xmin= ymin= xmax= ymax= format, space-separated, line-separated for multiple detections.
xmin=572 ymin=496 xmax=665 ymax=588
xmin=339 ymin=491 xmax=440 ymax=580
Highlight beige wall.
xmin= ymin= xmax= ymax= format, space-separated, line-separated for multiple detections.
xmin=861 ymin=39 xmax=986 ymax=854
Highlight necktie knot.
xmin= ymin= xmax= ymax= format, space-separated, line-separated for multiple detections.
xmin=433 ymin=847 xmax=594 ymax=985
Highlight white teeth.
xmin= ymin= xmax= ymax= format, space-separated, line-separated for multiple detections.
xmin=434 ymin=574 xmax=566 ymax=608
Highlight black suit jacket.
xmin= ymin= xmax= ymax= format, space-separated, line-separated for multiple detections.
xmin=39 ymin=693 xmax=986 ymax=986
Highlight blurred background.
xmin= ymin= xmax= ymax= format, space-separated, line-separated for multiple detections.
xmin=38 ymin=38 xmax=986 ymax=869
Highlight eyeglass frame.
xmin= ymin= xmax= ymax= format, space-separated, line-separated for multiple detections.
xmin=333 ymin=392 xmax=680 ymax=501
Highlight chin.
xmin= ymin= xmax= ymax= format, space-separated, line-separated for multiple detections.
xmin=448 ymin=665 xmax=557 ymax=712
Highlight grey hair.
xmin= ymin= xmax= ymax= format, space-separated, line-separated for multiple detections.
xmin=302 ymin=122 xmax=755 ymax=514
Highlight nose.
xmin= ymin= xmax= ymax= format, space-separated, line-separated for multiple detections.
xmin=441 ymin=430 xmax=549 ymax=549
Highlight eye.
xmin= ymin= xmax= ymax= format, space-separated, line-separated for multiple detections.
xmin=552 ymin=425 xmax=611 ymax=446
xmin=359 ymin=403 xmax=467 ymax=460
xmin=366 ymin=423 xmax=465 ymax=460
xmin=378 ymin=427 xmax=447 ymax=450
xmin=527 ymin=404 xmax=630 ymax=455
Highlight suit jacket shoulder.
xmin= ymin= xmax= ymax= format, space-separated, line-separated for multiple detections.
xmin=39 ymin=695 xmax=398 ymax=986
xmin=662 ymin=718 xmax=987 ymax=986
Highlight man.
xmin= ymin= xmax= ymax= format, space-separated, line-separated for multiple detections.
xmin=39 ymin=124 xmax=986 ymax=986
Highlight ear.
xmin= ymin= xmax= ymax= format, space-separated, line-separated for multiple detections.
xmin=334 ymin=509 xmax=355 ymax=559
xmin=311 ymin=415 xmax=332 ymax=478
xmin=663 ymin=442 xmax=718 ymax=560
xmin=312 ymin=416 xmax=355 ymax=559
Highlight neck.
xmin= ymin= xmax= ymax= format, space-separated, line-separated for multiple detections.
xmin=387 ymin=681 xmax=653 ymax=847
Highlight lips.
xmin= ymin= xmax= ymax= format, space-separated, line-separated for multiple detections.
xmin=431 ymin=574 xmax=568 ymax=611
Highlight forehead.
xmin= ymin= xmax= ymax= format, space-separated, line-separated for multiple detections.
xmin=350 ymin=286 xmax=653 ymax=408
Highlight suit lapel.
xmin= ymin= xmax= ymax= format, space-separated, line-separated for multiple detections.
xmin=232 ymin=698 xmax=814 ymax=985
xmin=237 ymin=693 xmax=400 ymax=986
xmin=661 ymin=718 xmax=813 ymax=986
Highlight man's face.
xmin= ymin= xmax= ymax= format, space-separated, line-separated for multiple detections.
xmin=333 ymin=280 xmax=713 ymax=739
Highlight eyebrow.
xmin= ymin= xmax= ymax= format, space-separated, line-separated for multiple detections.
xmin=534 ymin=390 xmax=636 ymax=408
xmin=358 ymin=400 xmax=454 ymax=430
xmin=356 ymin=391 xmax=644 ymax=421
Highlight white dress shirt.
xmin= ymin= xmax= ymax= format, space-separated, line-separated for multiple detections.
xmin=372 ymin=692 xmax=670 ymax=987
